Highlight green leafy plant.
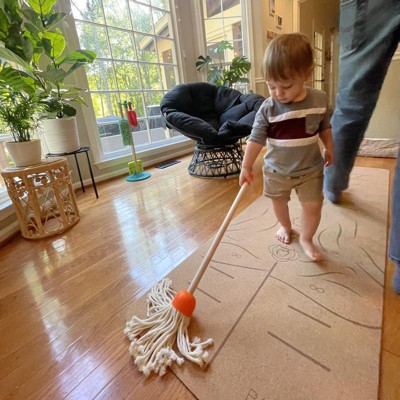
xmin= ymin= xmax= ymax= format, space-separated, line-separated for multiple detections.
xmin=196 ymin=40 xmax=251 ymax=88
xmin=0 ymin=0 xmax=96 ymax=119
xmin=0 ymin=61 xmax=45 ymax=141
xmin=0 ymin=68 xmax=44 ymax=142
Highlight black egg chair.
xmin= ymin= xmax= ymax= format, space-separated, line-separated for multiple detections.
xmin=160 ymin=82 xmax=264 ymax=178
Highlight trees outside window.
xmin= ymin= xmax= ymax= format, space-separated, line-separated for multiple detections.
xmin=71 ymin=0 xmax=181 ymax=157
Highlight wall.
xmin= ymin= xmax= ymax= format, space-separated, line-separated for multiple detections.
xmin=365 ymin=58 xmax=400 ymax=139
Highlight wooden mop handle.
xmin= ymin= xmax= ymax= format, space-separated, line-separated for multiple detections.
xmin=131 ymin=144 xmax=138 ymax=164
xmin=187 ymin=182 xmax=249 ymax=294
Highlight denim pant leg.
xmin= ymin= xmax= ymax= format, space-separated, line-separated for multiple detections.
xmin=389 ymin=147 xmax=400 ymax=262
xmin=324 ymin=0 xmax=400 ymax=193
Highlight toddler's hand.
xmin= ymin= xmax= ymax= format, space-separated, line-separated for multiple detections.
xmin=239 ymin=166 xmax=254 ymax=186
xmin=324 ymin=149 xmax=334 ymax=167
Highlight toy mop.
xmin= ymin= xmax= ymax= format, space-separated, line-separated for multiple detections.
xmin=124 ymin=182 xmax=249 ymax=376
xmin=118 ymin=101 xmax=151 ymax=182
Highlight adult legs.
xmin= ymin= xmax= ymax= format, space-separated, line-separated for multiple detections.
xmin=390 ymin=148 xmax=400 ymax=294
xmin=299 ymin=201 xmax=322 ymax=261
xmin=271 ymin=199 xmax=292 ymax=244
xmin=324 ymin=0 xmax=400 ymax=202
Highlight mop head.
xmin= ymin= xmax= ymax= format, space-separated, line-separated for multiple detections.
xmin=124 ymin=279 xmax=213 ymax=376
xmin=119 ymin=118 xmax=133 ymax=146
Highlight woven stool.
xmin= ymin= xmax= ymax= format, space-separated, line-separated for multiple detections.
xmin=1 ymin=157 xmax=80 ymax=239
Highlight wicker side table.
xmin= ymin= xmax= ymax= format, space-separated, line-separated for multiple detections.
xmin=1 ymin=157 xmax=80 ymax=239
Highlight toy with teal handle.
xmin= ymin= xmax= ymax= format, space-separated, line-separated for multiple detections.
xmin=118 ymin=102 xmax=150 ymax=182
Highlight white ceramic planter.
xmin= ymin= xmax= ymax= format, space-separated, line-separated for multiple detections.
xmin=5 ymin=139 xmax=42 ymax=167
xmin=42 ymin=117 xmax=80 ymax=154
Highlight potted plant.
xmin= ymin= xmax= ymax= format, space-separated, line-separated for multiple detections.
xmin=196 ymin=41 xmax=251 ymax=89
xmin=0 ymin=0 xmax=96 ymax=154
xmin=0 ymin=63 xmax=45 ymax=166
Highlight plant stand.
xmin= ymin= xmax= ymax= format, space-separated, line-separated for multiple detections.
xmin=1 ymin=158 xmax=80 ymax=239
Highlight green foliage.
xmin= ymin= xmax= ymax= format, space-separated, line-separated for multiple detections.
xmin=0 ymin=65 xmax=45 ymax=141
xmin=196 ymin=40 xmax=251 ymax=88
xmin=0 ymin=0 xmax=96 ymax=119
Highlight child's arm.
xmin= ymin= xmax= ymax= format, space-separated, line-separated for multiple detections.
xmin=319 ymin=128 xmax=334 ymax=167
xmin=239 ymin=141 xmax=264 ymax=186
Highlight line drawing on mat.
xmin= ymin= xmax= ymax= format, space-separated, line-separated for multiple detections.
xmin=270 ymin=276 xmax=381 ymax=329
xmin=209 ymin=263 xmax=278 ymax=364
xmin=219 ymin=241 xmax=263 ymax=260
xmin=297 ymin=271 xmax=347 ymax=278
xmin=229 ymin=209 xmax=270 ymax=227
xmin=355 ymin=262 xmax=384 ymax=288
xmin=317 ymin=228 xmax=328 ymax=254
xmin=358 ymin=246 xmax=384 ymax=273
xmin=209 ymin=265 xmax=235 ymax=279
xmin=288 ymin=305 xmax=332 ymax=328
xmin=193 ymin=285 xmax=222 ymax=303
xmin=322 ymin=279 xmax=361 ymax=296
xmin=267 ymin=331 xmax=331 ymax=372
xmin=259 ymin=219 xmax=280 ymax=232
xmin=211 ymin=259 xmax=267 ymax=272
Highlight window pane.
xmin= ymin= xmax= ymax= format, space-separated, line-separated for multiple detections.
xmin=104 ymin=0 xmax=131 ymax=28
xmin=115 ymin=61 xmax=141 ymax=90
xmin=222 ymin=0 xmax=240 ymax=12
xmin=152 ymin=0 xmax=169 ymax=10
xmin=135 ymin=33 xmax=157 ymax=62
xmin=87 ymin=61 xmax=117 ymax=90
xmin=205 ymin=0 xmax=221 ymax=18
xmin=156 ymin=38 xmax=176 ymax=63
xmin=123 ymin=93 xmax=145 ymax=117
xmin=204 ymin=18 xmax=224 ymax=41
xmin=76 ymin=22 xmax=111 ymax=59
xmin=139 ymin=64 xmax=162 ymax=89
xmin=160 ymin=65 xmax=177 ymax=89
xmin=152 ymin=9 xmax=173 ymax=38
xmin=205 ymin=0 xmax=240 ymax=18
xmin=143 ymin=91 xmax=163 ymax=110
xmin=108 ymin=29 xmax=136 ymax=60
xmin=93 ymin=92 xmax=119 ymax=119
xmin=202 ymin=1 xmax=247 ymax=67
xmin=130 ymin=3 xmax=154 ymax=34
xmin=71 ymin=0 xmax=104 ymax=23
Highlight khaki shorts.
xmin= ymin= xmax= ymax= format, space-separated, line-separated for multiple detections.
xmin=263 ymin=166 xmax=324 ymax=202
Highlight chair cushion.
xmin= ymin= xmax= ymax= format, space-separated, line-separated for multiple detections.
xmin=161 ymin=82 xmax=265 ymax=145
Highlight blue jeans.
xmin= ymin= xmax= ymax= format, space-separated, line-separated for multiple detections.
xmin=324 ymin=0 xmax=400 ymax=261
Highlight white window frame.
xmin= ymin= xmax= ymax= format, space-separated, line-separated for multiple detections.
xmin=60 ymin=0 xmax=188 ymax=167
xmin=193 ymin=0 xmax=254 ymax=91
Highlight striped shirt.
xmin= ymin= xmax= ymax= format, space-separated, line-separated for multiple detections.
xmin=248 ymin=88 xmax=331 ymax=177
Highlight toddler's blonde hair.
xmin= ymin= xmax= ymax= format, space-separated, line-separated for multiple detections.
xmin=263 ymin=33 xmax=314 ymax=81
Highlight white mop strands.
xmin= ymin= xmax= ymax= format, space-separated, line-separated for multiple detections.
xmin=124 ymin=279 xmax=213 ymax=376
xmin=125 ymin=183 xmax=249 ymax=376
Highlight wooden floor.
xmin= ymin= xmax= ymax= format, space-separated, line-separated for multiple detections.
xmin=1 ymin=152 xmax=399 ymax=400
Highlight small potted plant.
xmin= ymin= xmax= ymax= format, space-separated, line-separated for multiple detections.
xmin=0 ymin=0 xmax=96 ymax=154
xmin=0 ymin=64 xmax=45 ymax=167
xmin=196 ymin=40 xmax=251 ymax=89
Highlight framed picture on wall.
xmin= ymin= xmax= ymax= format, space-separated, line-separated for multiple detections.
xmin=276 ymin=15 xmax=282 ymax=29
xmin=269 ymin=0 xmax=275 ymax=16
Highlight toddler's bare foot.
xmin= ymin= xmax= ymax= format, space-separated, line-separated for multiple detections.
xmin=276 ymin=226 xmax=291 ymax=244
xmin=299 ymin=237 xmax=322 ymax=261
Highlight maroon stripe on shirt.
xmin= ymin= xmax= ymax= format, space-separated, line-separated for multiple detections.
xmin=269 ymin=118 xmax=318 ymax=139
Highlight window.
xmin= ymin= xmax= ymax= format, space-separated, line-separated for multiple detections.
xmin=202 ymin=0 xmax=245 ymax=63
xmin=71 ymin=0 xmax=182 ymax=159
xmin=313 ymin=30 xmax=324 ymax=91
